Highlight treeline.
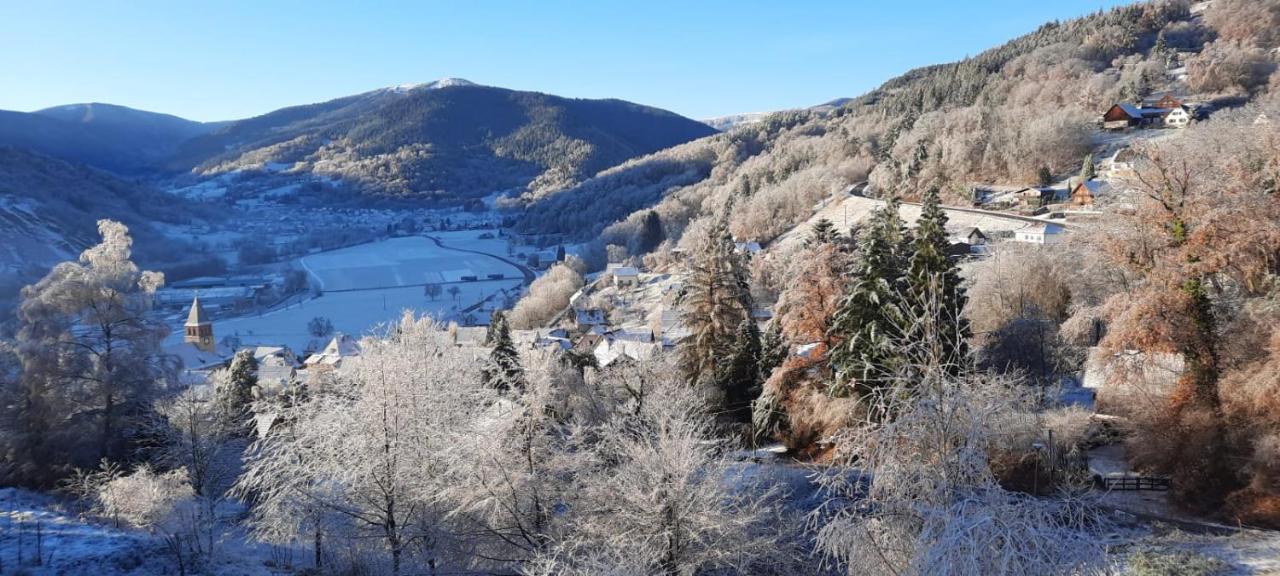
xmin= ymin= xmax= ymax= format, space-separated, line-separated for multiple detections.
xmin=517 ymin=0 xmax=1280 ymax=267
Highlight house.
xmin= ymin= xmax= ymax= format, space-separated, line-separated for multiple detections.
xmin=304 ymin=333 xmax=361 ymax=368
xmin=575 ymin=308 xmax=607 ymax=332
xmin=609 ymin=324 xmax=655 ymax=344
xmin=593 ymin=339 xmax=661 ymax=368
xmin=1070 ymin=180 xmax=1107 ymax=206
xmin=1163 ymin=105 xmax=1193 ymax=128
xmin=1014 ymin=223 xmax=1067 ymax=245
xmin=1102 ymin=103 xmax=1167 ymax=130
xmin=1143 ymin=93 xmax=1184 ymax=110
xmin=734 ymin=241 xmax=763 ymax=255
xmin=962 ymin=227 xmax=988 ymax=246
xmin=612 ymin=266 xmax=640 ymax=288
xmin=1013 ymin=187 xmax=1054 ymax=208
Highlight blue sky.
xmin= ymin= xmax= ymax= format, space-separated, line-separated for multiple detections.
xmin=0 ymin=1 xmax=1128 ymax=122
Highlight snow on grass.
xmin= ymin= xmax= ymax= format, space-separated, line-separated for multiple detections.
xmin=192 ymin=281 xmax=521 ymax=351
xmin=302 ymin=236 xmax=519 ymax=291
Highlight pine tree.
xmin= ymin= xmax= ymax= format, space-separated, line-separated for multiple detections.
xmin=482 ymin=312 xmax=524 ymax=393
xmin=807 ymin=217 xmax=841 ymax=247
xmin=679 ymin=219 xmax=749 ymax=391
xmin=828 ymin=198 xmax=911 ymax=399
xmin=903 ymin=187 xmax=969 ymax=373
xmin=1037 ymin=166 xmax=1054 ymax=188
xmin=217 ymin=349 xmax=258 ymax=434
xmin=758 ymin=319 xmax=787 ymax=383
xmin=1080 ymin=153 xmax=1096 ymax=182
xmin=718 ymin=320 xmax=763 ymax=424
xmin=636 ymin=210 xmax=665 ymax=254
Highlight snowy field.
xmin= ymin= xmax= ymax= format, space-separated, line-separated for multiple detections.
xmin=302 ymin=235 xmax=519 ymax=290
xmin=165 ymin=232 xmax=526 ymax=353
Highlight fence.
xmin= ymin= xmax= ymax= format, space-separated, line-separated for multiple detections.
xmin=1099 ymin=475 xmax=1171 ymax=491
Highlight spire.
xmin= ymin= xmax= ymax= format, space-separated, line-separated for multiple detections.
xmin=186 ymin=292 xmax=209 ymax=326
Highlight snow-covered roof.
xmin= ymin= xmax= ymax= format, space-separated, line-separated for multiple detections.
xmin=613 ymin=266 xmax=639 ymax=277
xmin=593 ymin=339 xmax=662 ymax=368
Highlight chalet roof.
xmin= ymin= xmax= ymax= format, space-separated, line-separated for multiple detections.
xmin=1075 ymin=180 xmax=1106 ymax=194
xmin=1113 ymin=103 xmax=1144 ymax=119
xmin=185 ymin=295 xmax=210 ymax=326
xmin=965 ymin=227 xmax=988 ymax=240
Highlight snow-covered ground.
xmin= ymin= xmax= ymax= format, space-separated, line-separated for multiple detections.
xmin=164 ymin=232 xmax=527 ymax=353
xmin=302 ymin=234 xmax=518 ymax=290
xmin=0 ymin=489 xmax=280 ymax=575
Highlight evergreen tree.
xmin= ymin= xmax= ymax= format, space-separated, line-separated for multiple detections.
xmin=718 ymin=320 xmax=762 ymax=425
xmin=636 ymin=210 xmax=665 ymax=254
xmin=806 ymin=217 xmax=841 ymax=247
xmin=828 ymin=198 xmax=911 ymax=400
xmin=1080 ymin=153 xmax=1096 ymax=181
xmin=903 ymin=188 xmax=969 ymax=373
xmin=555 ymin=245 xmax=566 ymax=262
xmin=679 ymin=219 xmax=749 ymax=391
xmin=1037 ymin=166 xmax=1054 ymax=188
xmin=482 ymin=312 xmax=524 ymax=393
xmin=217 ymin=349 xmax=258 ymax=434
xmin=758 ymin=319 xmax=787 ymax=384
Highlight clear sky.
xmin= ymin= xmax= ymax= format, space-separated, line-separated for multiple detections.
xmin=0 ymin=1 xmax=1129 ymax=123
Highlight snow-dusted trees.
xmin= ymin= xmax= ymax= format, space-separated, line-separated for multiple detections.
xmin=532 ymin=358 xmax=794 ymax=576
xmin=214 ymin=349 xmax=257 ymax=434
xmin=508 ymin=260 xmax=585 ymax=329
xmin=814 ymin=356 xmax=1110 ymax=575
xmin=482 ymin=311 xmax=524 ymax=392
xmin=236 ymin=313 xmax=485 ymax=575
xmin=829 ymin=198 xmax=911 ymax=400
xmin=678 ymin=218 xmax=754 ymax=415
xmin=2 ymin=220 xmax=172 ymax=486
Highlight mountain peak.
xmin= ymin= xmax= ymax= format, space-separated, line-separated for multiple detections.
xmin=386 ymin=77 xmax=478 ymax=94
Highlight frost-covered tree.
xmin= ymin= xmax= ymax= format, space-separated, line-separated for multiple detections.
xmin=236 ymin=313 xmax=485 ymax=575
xmin=815 ymin=360 xmax=1111 ymax=575
xmin=807 ymin=217 xmax=841 ymax=247
xmin=1079 ymin=153 xmax=1096 ymax=182
xmin=678 ymin=219 xmax=750 ymax=396
xmin=531 ymin=359 xmax=795 ymax=575
xmin=3 ymin=220 xmax=172 ymax=486
xmin=482 ymin=311 xmax=524 ymax=392
xmin=903 ymin=187 xmax=969 ymax=376
xmin=214 ymin=350 xmax=257 ymax=435
xmin=829 ymin=199 xmax=910 ymax=400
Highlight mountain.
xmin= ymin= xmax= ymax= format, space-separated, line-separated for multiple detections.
xmin=517 ymin=1 xmax=1276 ymax=262
xmin=172 ymin=80 xmax=718 ymax=202
xmin=35 ymin=102 xmax=221 ymax=155
xmin=0 ymin=147 xmax=218 ymax=312
xmin=0 ymin=104 xmax=218 ymax=174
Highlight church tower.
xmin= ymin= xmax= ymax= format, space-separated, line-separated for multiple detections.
xmin=184 ymin=294 xmax=215 ymax=353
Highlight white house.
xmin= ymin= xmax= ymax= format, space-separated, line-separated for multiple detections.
xmin=612 ymin=266 xmax=640 ymax=288
xmin=1106 ymin=147 xmax=1138 ymax=181
xmin=1014 ymin=223 xmax=1067 ymax=245
xmin=1164 ymin=106 xmax=1193 ymax=128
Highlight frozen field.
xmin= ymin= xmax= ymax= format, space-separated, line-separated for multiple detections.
xmin=179 ymin=280 xmax=521 ymax=352
xmin=302 ymin=234 xmax=522 ymax=290
xmin=166 ymin=232 xmax=527 ymax=353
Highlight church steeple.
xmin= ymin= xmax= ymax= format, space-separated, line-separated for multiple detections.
xmin=184 ymin=293 xmax=215 ymax=353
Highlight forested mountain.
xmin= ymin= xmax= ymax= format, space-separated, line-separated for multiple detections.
xmin=0 ymin=147 xmax=217 ymax=314
xmin=0 ymin=79 xmax=715 ymax=204
xmin=516 ymin=0 xmax=1277 ymax=259
xmin=175 ymin=82 xmax=716 ymax=202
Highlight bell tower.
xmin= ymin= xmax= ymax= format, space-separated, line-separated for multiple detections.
xmin=184 ymin=293 xmax=215 ymax=353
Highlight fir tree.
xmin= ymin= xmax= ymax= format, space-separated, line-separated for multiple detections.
xmin=903 ymin=187 xmax=969 ymax=373
xmin=636 ymin=210 xmax=665 ymax=254
xmin=718 ymin=320 xmax=762 ymax=425
xmin=482 ymin=312 xmax=524 ymax=393
xmin=1079 ymin=153 xmax=1096 ymax=182
xmin=217 ymin=349 xmax=258 ymax=434
xmin=806 ymin=217 xmax=841 ymax=247
xmin=679 ymin=219 xmax=749 ymax=391
xmin=758 ymin=319 xmax=787 ymax=384
xmin=1037 ymin=166 xmax=1054 ymax=188
xmin=828 ymin=197 xmax=911 ymax=399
